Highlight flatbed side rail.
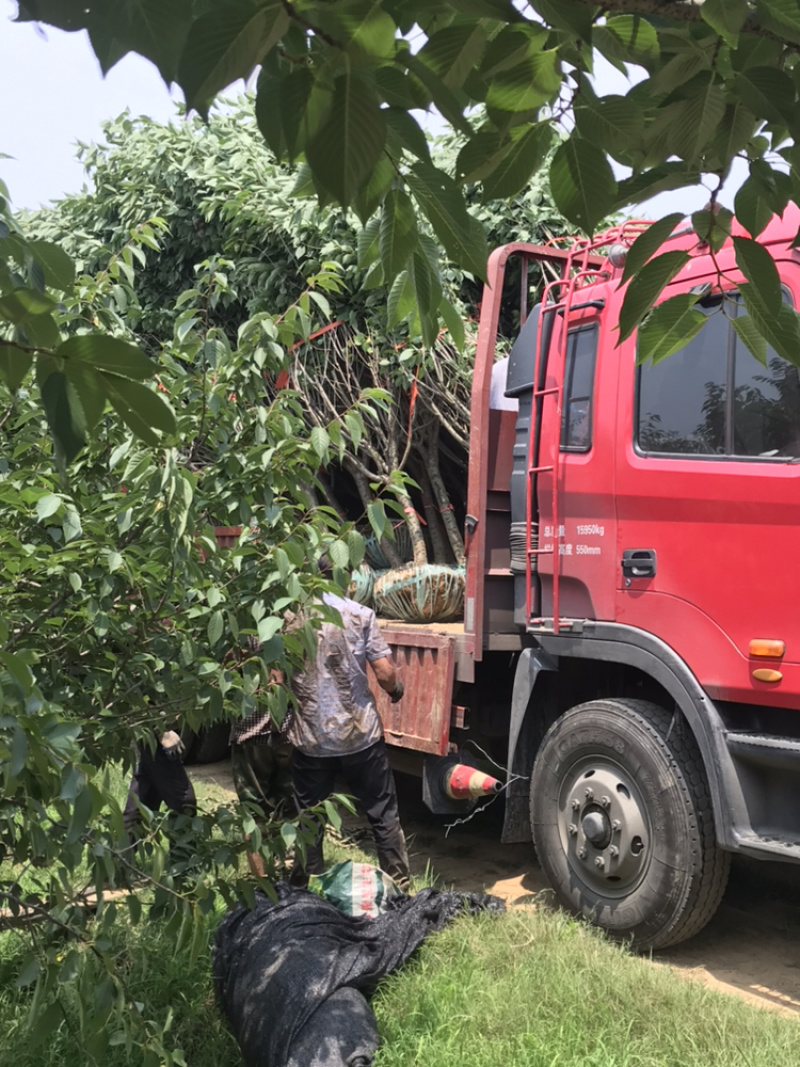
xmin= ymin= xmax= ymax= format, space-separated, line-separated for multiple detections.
xmin=373 ymin=623 xmax=462 ymax=756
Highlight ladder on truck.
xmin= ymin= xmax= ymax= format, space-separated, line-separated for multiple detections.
xmin=464 ymin=225 xmax=646 ymax=658
xmin=523 ymin=226 xmax=650 ymax=634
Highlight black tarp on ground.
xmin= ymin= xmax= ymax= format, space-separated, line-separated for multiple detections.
xmin=212 ymin=882 xmax=505 ymax=1067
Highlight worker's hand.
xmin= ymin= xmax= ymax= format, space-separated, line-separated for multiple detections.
xmin=389 ymin=679 xmax=404 ymax=704
xmin=160 ymin=730 xmax=186 ymax=762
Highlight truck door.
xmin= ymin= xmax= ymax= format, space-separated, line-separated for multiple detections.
xmin=535 ymin=301 xmax=619 ymax=623
xmin=614 ymin=266 xmax=800 ymax=705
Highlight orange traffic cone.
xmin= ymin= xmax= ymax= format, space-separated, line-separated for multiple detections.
xmin=443 ymin=764 xmax=503 ymax=801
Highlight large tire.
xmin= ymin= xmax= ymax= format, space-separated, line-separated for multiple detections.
xmin=530 ymin=698 xmax=730 ymax=951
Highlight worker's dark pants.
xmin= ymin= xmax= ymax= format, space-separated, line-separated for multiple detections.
xmin=123 ymin=745 xmax=197 ymax=839
xmin=291 ymin=739 xmax=410 ymax=887
xmin=231 ymin=736 xmax=294 ymax=821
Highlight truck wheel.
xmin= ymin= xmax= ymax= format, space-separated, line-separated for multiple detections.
xmin=530 ymin=698 xmax=730 ymax=951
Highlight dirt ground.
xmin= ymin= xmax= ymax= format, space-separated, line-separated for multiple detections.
xmin=190 ymin=760 xmax=800 ymax=1018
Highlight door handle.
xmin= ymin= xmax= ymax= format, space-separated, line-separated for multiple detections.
xmin=621 ymin=549 xmax=656 ymax=579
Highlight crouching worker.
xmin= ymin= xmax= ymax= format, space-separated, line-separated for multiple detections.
xmin=230 ymin=638 xmax=294 ymax=878
xmin=285 ymin=583 xmax=411 ymax=892
xmin=230 ymin=704 xmax=294 ymax=879
xmin=123 ymin=729 xmax=197 ymax=867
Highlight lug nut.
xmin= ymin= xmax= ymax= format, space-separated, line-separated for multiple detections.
xmin=600 ymin=795 xmax=611 ymax=808
xmin=572 ymin=799 xmax=580 ymax=811
xmin=578 ymin=848 xmax=586 ymax=860
xmin=584 ymin=788 xmax=593 ymax=800
xmin=594 ymin=856 xmax=605 ymax=870
xmin=568 ymin=823 xmax=578 ymax=836
xmin=609 ymin=846 xmax=619 ymax=858
xmin=612 ymin=820 xmax=621 ymax=832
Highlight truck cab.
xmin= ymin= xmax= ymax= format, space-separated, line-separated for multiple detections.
xmin=375 ymin=209 xmax=800 ymax=950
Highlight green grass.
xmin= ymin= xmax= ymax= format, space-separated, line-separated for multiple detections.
xmin=0 ymin=762 xmax=133 ymax=897
xmin=1 ymin=780 xmax=799 ymax=1067
xmin=0 ymin=905 xmax=239 ymax=1066
xmin=0 ymin=772 xmax=242 ymax=1066
xmin=372 ymin=907 xmax=800 ymax=1067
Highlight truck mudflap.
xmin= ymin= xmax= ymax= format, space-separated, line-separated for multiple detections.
xmin=371 ymin=625 xmax=459 ymax=756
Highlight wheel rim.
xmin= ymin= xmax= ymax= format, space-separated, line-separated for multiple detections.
xmin=557 ymin=756 xmax=651 ymax=898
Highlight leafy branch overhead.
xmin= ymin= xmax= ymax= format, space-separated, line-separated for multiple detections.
xmin=0 ymin=203 xmax=177 ymax=462
xmin=15 ymin=0 xmax=800 ymax=355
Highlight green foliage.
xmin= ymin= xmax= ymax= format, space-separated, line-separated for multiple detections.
xmin=0 ymin=197 xmax=385 ymax=1059
xmin=17 ymin=0 xmax=800 ymax=355
xmin=22 ymin=100 xmax=564 ymax=358
xmin=550 ymin=139 xmax=617 ymax=235
xmin=618 ymin=251 xmax=691 ymax=344
xmin=0 ymin=192 xmax=175 ymax=464
xmin=637 ymin=292 xmax=708 ymax=365
xmin=0 ymin=770 xmax=240 ymax=1066
xmin=8 ymin=2 xmax=800 ymax=1054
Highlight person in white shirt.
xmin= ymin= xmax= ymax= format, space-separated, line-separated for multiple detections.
xmin=286 ymin=590 xmax=410 ymax=890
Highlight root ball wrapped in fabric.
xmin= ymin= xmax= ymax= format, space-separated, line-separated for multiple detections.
xmin=373 ymin=564 xmax=465 ymax=623
xmin=212 ymin=882 xmax=504 ymax=1067
xmin=347 ymin=563 xmax=375 ymax=607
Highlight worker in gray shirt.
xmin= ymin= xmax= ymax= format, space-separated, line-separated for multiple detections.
xmin=286 ymin=589 xmax=410 ymax=890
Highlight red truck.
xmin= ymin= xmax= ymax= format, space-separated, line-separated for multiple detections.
xmin=373 ymin=207 xmax=800 ymax=950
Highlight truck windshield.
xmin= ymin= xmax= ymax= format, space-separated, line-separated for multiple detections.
xmin=637 ymin=294 xmax=800 ymax=459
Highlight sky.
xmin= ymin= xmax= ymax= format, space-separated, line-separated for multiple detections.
xmin=0 ymin=1 xmax=743 ymax=219
xmin=1 ymin=3 xmax=184 ymax=211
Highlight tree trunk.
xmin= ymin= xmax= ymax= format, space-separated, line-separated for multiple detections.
xmin=343 ymin=456 xmax=402 ymax=568
xmin=397 ymin=487 xmax=428 ymax=567
xmin=385 ymin=412 xmax=427 ymax=568
xmin=316 ymin=472 xmax=347 ymax=519
xmin=424 ymin=420 xmax=464 ymax=563
xmin=299 ymin=480 xmax=321 ymax=512
xmin=413 ymin=456 xmax=452 ymax=565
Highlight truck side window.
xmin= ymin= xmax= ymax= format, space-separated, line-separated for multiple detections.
xmin=560 ymin=325 xmax=598 ymax=452
xmin=637 ymin=293 xmax=800 ymax=459
xmin=733 ymin=339 xmax=800 ymax=458
xmin=638 ymin=299 xmax=726 ymax=455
